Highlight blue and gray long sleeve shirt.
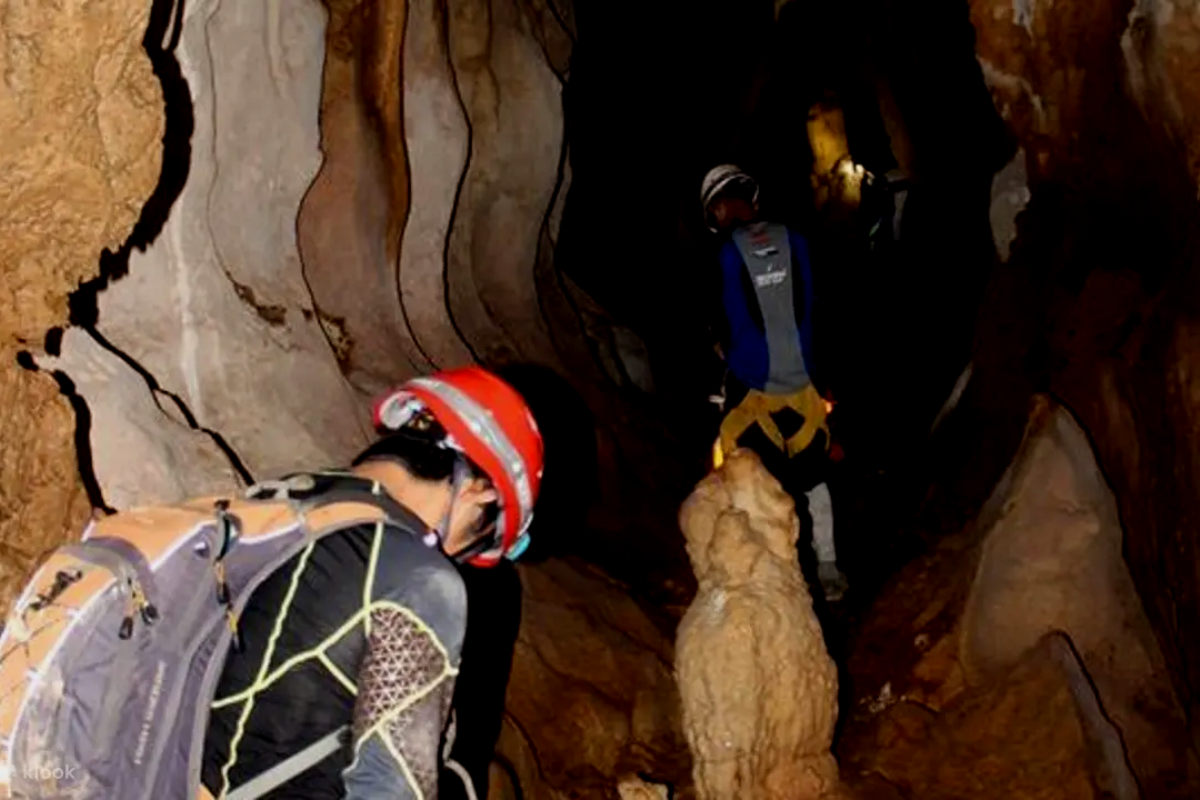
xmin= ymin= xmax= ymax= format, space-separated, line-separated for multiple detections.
xmin=717 ymin=222 xmax=820 ymax=394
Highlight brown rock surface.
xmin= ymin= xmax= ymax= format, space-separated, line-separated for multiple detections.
xmin=965 ymin=0 xmax=1200 ymax=767
xmin=841 ymin=396 xmax=1197 ymax=797
xmin=494 ymin=558 xmax=692 ymax=800
xmin=861 ymin=634 xmax=1103 ymax=800
xmin=0 ymin=0 xmax=162 ymax=342
xmin=0 ymin=0 xmax=165 ymax=607
xmin=959 ymin=397 xmax=1191 ymax=793
xmin=676 ymin=449 xmax=842 ymax=800
xmin=296 ymin=0 xmax=430 ymax=395
xmin=0 ymin=360 xmax=92 ymax=614
xmin=617 ymin=775 xmax=670 ymax=800
xmin=94 ymin=0 xmax=374 ymax=478
xmin=445 ymin=0 xmax=567 ymax=367
xmin=807 ymin=96 xmax=864 ymax=216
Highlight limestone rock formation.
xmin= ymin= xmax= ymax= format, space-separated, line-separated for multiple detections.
xmin=618 ymin=775 xmax=671 ymax=800
xmin=0 ymin=0 xmax=162 ymax=341
xmin=861 ymin=633 xmax=1123 ymax=800
xmin=676 ymin=449 xmax=842 ymax=800
xmin=34 ymin=328 xmax=242 ymax=510
xmin=841 ymin=397 xmax=1198 ymax=797
xmin=91 ymin=0 xmax=373 ymax=481
xmin=296 ymin=0 xmax=431 ymax=395
xmin=444 ymin=0 xmax=567 ymax=367
xmin=0 ymin=0 xmax=165 ymax=609
xmin=494 ymin=558 xmax=692 ymax=800
xmin=0 ymin=366 xmax=92 ymax=615
xmin=964 ymin=0 xmax=1200 ymax=762
xmin=988 ymin=147 xmax=1029 ymax=263
xmin=807 ymin=97 xmax=864 ymax=217
xmin=960 ymin=397 xmax=1190 ymax=791
xmin=396 ymin=0 xmax=476 ymax=369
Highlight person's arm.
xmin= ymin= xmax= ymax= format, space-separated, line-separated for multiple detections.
xmin=789 ymin=231 xmax=822 ymax=393
xmin=439 ymin=562 xmax=522 ymax=800
xmin=719 ymin=241 xmax=757 ymax=348
xmin=718 ymin=240 xmax=771 ymax=391
xmin=343 ymin=539 xmax=468 ymax=800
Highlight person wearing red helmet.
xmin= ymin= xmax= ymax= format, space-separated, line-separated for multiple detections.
xmin=200 ymin=366 xmax=543 ymax=800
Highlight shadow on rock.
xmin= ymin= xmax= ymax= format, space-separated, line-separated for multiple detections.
xmin=495 ymin=363 xmax=598 ymax=562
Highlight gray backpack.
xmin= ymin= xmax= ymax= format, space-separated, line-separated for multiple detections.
xmin=0 ymin=472 xmax=421 ymax=799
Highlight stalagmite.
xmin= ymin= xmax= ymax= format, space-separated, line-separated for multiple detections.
xmin=617 ymin=775 xmax=671 ymax=800
xmin=675 ymin=448 xmax=845 ymax=800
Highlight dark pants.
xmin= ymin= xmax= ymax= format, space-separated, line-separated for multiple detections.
xmin=439 ymin=561 xmax=522 ymax=800
xmin=723 ymin=379 xmax=833 ymax=589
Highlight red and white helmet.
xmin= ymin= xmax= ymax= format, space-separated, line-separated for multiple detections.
xmin=371 ymin=366 xmax=544 ymax=567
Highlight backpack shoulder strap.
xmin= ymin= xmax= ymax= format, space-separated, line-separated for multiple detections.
xmin=243 ymin=471 xmax=429 ymax=539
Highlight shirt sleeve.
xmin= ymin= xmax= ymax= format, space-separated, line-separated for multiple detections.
xmin=343 ymin=535 xmax=468 ymax=800
xmin=789 ymin=230 xmax=821 ymax=391
xmin=719 ymin=240 xmax=758 ymax=348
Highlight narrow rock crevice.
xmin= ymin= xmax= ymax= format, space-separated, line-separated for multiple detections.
xmin=437 ymin=0 xmax=485 ymax=366
xmin=501 ymin=709 xmax=551 ymax=785
xmin=14 ymin=353 xmax=113 ymax=516
xmin=67 ymin=0 xmax=193 ymax=330
xmin=389 ymin=0 xmax=443 ymax=373
xmin=82 ymin=327 xmax=255 ymax=487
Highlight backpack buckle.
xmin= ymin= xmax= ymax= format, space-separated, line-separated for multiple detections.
xmin=213 ymin=499 xmax=240 ymax=560
xmin=210 ymin=499 xmax=244 ymax=652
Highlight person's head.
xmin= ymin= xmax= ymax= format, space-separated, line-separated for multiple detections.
xmin=700 ymin=165 xmax=760 ymax=234
xmin=354 ymin=367 xmax=544 ymax=567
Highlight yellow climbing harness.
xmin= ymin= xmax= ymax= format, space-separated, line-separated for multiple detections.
xmin=714 ymin=383 xmax=831 ymax=468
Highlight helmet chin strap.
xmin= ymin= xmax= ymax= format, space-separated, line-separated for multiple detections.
xmin=426 ymin=457 xmax=470 ymax=549
xmin=427 ymin=457 xmax=498 ymax=565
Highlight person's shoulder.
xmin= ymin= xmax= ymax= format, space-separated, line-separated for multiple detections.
xmin=375 ymin=526 xmax=467 ymax=602
xmin=717 ymin=236 xmax=742 ymax=266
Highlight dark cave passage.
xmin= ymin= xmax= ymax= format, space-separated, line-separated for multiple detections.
xmin=553 ymin=0 xmax=1014 ymax=618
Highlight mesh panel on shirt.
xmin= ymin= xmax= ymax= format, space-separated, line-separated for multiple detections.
xmin=354 ymin=606 xmax=455 ymax=796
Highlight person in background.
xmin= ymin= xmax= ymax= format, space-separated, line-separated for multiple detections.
xmin=700 ymin=164 xmax=849 ymax=602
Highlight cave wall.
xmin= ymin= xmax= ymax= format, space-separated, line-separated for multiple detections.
xmin=962 ymin=0 xmax=1200 ymax=748
xmin=839 ymin=396 xmax=1199 ymax=797
xmin=0 ymin=0 xmax=166 ymax=610
xmin=297 ymin=0 xmax=428 ymax=395
xmin=1 ymin=2 xmax=696 ymax=799
xmin=65 ymin=0 xmax=372 ymax=486
xmin=1 ymin=0 xmax=696 ymax=582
